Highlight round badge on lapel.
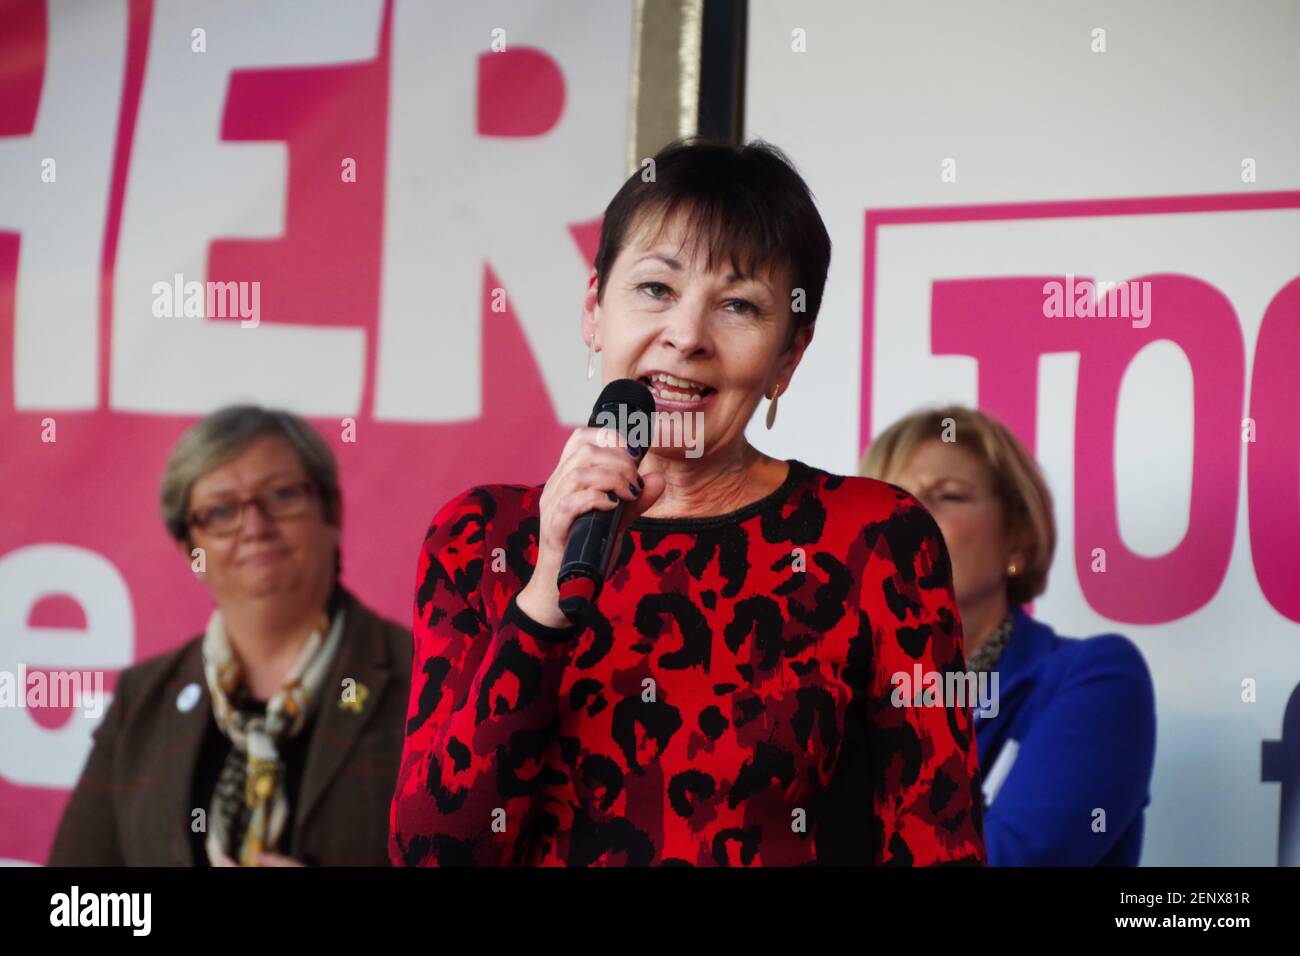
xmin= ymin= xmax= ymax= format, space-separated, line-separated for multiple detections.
xmin=176 ymin=682 xmax=202 ymax=712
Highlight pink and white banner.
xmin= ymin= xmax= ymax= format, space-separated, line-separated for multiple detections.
xmin=0 ymin=0 xmax=634 ymax=864
xmin=745 ymin=0 xmax=1300 ymax=865
xmin=2 ymin=0 xmax=1299 ymax=867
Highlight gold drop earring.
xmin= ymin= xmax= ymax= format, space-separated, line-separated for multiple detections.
xmin=765 ymin=384 xmax=782 ymax=430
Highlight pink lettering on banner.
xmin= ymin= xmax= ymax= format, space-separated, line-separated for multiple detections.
xmin=211 ymin=32 xmax=391 ymax=347
xmin=1071 ymin=276 xmax=1243 ymax=623
xmin=928 ymin=277 xmax=1047 ymax=452
xmin=862 ymin=194 xmax=1300 ymax=626
xmin=0 ymin=0 xmax=609 ymax=863
xmin=0 ymin=0 xmax=49 ymax=411
xmin=0 ymin=0 xmax=43 ymax=137
xmin=477 ymin=48 xmax=566 ymax=136
xmin=1249 ymin=277 xmax=1300 ymax=623
xmin=931 ymin=274 xmax=1243 ymax=624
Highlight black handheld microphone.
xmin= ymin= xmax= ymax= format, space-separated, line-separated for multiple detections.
xmin=556 ymin=378 xmax=656 ymax=623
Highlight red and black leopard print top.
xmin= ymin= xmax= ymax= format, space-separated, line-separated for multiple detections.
xmin=389 ymin=458 xmax=986 ymax=866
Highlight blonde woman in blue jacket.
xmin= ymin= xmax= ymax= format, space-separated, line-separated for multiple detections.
xmin=863 ymin=405 xmax=1157 ymax=866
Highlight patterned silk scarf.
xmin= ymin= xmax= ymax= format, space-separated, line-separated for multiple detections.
xmin=200 ymin=605 xmax=344 ymax=866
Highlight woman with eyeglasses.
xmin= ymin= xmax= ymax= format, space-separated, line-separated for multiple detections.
xmin=49 ymin=405 xmax=411 ymax=867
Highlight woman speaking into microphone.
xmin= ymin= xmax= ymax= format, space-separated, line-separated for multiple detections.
xmin=389 ymin=138 xmax=985 ymax=866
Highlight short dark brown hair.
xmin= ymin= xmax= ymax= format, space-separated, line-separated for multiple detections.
xmin=594 ymin=137 xmax=832 ymax=338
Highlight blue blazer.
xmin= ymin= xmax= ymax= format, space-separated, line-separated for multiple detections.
xmin=973 ymin=606 xmax=1157 ymax=866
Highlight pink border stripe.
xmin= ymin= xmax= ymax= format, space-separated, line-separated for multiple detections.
xmin=858 ymin=190 xmax=1300 ymax=455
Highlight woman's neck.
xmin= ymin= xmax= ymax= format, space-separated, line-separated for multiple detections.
xmin=959 ymin=590 xmax=1011 ymax=658
xmin=221 ymin=585 xmax=333 ymax=700
xmin=639 ymin=443 xmax=785 ymax=519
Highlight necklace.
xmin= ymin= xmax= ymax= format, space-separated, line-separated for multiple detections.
xmin=966 ymin=612 xmax=1015 ymax=673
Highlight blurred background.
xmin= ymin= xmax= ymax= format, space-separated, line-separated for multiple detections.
xmin=1 ymin=0 xmax=1298 ymax=866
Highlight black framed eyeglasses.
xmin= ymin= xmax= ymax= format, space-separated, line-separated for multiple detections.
xmin=187 ymin=480 xmax=319 ymax=537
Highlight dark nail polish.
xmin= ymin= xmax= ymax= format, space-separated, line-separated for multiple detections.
xmin=629 ymin=482 xmax=640 ymax=497
xmin=637 ymin=475 xmax=645 ymax=489
xmin=606 ymin=491 xmax=618 ymax=502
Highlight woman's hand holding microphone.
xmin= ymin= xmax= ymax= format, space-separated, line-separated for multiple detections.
xmin=515 ymin=427 xmax=666 ymax=629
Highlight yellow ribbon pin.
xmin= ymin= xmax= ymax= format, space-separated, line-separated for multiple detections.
xmin=339 ymin=680 xmax=369 ymax=714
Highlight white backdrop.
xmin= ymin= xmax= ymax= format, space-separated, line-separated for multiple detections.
xmin=745 ymin=0 xmax=1300 ymax=865
xmin=2 ymin=0 xmax=1298 ymax=867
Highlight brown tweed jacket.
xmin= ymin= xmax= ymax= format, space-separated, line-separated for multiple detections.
xmin=48 ymin=588 xmax=412 ymax=866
